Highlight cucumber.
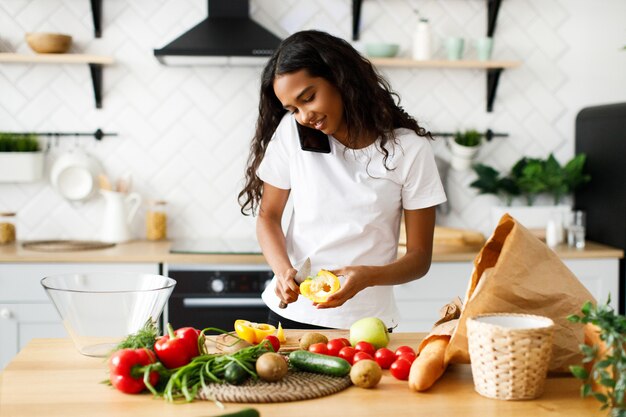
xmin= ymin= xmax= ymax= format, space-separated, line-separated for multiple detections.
xmin=224 ymin=361 xmax=249 ymax=385
xmin=288 ymin=350 xmax=351 ymax=377
xmin=216 ymin=408 xmax=260 ymax=417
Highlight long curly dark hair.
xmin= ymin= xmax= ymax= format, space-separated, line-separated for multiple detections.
xmin=238 ymin=30 xmax=431 ymax=215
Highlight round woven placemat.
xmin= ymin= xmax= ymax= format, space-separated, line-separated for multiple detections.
xmin=198 ymin=371 xmax=352 ymax=403
xmin=22 ymin=240 xmax=115 ymax=252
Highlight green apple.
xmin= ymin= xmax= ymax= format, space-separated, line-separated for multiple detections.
xmin=349 ymin=317 xmax=389 ymax=349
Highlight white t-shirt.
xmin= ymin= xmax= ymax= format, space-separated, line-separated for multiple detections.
xmin=257 ymin=114 xmax=447 ymax=329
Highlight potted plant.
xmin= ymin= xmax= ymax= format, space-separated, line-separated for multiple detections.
xmin=448 ymin=129 xmax=482 ymax=170
xmin=0 ymin=133 xmax=44 ymax=183
xmin=569 ymin=297 xmax=626 ymax=417
xmin=470 ymin=153 xmax=590 ymax=231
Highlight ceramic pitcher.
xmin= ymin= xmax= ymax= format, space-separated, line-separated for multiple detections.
xmin=100 ymin=190 xmax=142 ymax=243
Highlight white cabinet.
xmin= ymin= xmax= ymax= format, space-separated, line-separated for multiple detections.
xmin=0 ymin=263 xmax=159 ymax=369
xmin=394 ymin=258 xmax=620 ymax=332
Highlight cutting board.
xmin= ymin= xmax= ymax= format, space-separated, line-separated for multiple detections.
xmin=399 ymin=224 xmax=486 ymax=248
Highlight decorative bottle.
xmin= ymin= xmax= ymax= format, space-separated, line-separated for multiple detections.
xmin=412 ymin=17 xmax=431 ymax=61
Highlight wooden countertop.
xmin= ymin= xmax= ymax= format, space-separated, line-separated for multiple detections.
xmin=0 ymin=334 xmax=603 ymax=417
xmin=0 ymin=240 xmax=622 ymax=264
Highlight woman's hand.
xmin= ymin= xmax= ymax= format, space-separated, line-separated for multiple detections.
xmin=275 ymin=267 xmax=300 ymax=305
xmin=314 ymin=265 xmax=373 ymax=309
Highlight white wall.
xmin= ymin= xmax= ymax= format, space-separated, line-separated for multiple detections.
xmin=0 ymin=0 xmax=624 ymax=241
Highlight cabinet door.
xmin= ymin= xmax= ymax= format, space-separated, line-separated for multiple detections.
xmin=394 ymin=262 xmax=472 ymax=332
xmin=564 ymin=259 xmax=619 ymax=310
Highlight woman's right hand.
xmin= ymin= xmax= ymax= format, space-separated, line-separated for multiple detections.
xmin=275 ymin=267 xmax=300 ymax=305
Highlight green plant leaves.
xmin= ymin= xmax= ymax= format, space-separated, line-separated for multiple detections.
xmin=0 ymin=133 xmax=40 ymax=152
xmin=571 ymin=365 xmax=590 ymax=380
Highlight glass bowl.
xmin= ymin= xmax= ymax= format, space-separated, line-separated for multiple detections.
xmin=41 ymin=272 xmax=176 ymax=357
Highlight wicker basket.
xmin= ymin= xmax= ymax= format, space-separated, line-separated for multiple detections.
xmin=467 ymin=313 xmax=555 ymax=400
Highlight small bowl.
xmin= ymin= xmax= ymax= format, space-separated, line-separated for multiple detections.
xmin=41 ymin=272 xmax=176 ymax=357
xmin=365 ymin=43 xmax=399 ymax=58
xmin=25 ymin=32 xmax=72 ymax=54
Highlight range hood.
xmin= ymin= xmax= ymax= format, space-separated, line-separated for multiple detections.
xmin=154 ymin=0 xmax=282 ymax=66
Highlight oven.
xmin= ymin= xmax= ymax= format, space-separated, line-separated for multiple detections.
xmin=164 ymin=264 xmax=274 ymax=333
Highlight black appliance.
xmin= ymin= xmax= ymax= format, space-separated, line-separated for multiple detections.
xmin=154 ymin=0 xmax=282 ymax=65
xmin=165 ymin=263 xmax=273 ymax=333
xmin=575 ymin=102 xmax=626 ymax=313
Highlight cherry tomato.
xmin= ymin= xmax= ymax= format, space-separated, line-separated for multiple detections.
xmin=338 ymin=338 xmax=351 ymax=347
xmin=309 ymin=342 xmax=329 ymax=355
xmin=263 ymin=335 xmax=280 ymax=352
xmin=353 ymin=351 xmax=375 ymax=364
xmin=394 ymin=345 xmax=416 ymax=358
xmin=338 ymin=346 xmax=357 ymax=364
xmin=374 ymin=347 xmax=396 ymax=369
xmin=354 ymin=341 xmax=376 ymax=356
xmin=397 ymin=352 xmax=416 ymax=364
xmin=327 ymin=339 xmax=346 ymax=356
xmin=390 ymin=358 xmax=412 ymax=381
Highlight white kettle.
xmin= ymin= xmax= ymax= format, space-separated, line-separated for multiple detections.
xmin=100 ymin=190 xmax=142 ymax=243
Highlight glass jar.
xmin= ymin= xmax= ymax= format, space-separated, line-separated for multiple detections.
xmin=0 ymin=212 xmax=17 ymax=244
xmin=146 ymin=201 xmax=167 ymax=241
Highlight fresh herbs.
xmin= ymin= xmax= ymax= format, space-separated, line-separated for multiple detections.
xmin=453 ymin=129 xmax=482 ymax=147
xmin=113 ymin=319 xmax=159 ymax=351
xmin=470 ymin=153 xmax=590 ymax=206
xmin=0 ymin=133 xmax=40 ymax=152
xmin=569 ymin=297 xmax=626 ymax=415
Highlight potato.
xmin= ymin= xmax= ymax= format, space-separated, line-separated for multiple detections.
xmin=350 ymin=359 xmax=382 ymax=388
xmin=256 ymin=352 xmax=288 ymax=382
xmin=299 ymin=332 xmax=328 ymax=350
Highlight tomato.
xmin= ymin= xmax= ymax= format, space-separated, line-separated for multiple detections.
xmin=352 ymin=351 xmax=374 ymax=364
xmin=397 ymin=352 xmax=416 ymax=364
xmin=338 ymin=338 xmax=351 ymax=347
xmin=394 ymin=345 xmax=415 ymax=358
xmin=338 ymin=346 xmax=357 ymax=364
xmin=327 ymin=339 xmax=346 ymax=356
xmin=374 ymin=347 xmax=396 ymax=369
xmin=309 ymin=342 xmax=329 ymax=355
xmin=354 ymin=341 xmax=376 ymax=356
xmin=390 ymin=358 xmax=412 ymax=381
xmin=263 ymin=335 xmax=280 ymax=352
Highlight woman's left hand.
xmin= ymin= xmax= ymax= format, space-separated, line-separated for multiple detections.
xmin=314 ymin=265 xmax=371 ymax=309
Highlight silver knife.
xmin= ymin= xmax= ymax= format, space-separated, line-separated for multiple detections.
xmin=278 ymin=257 xmax=311 ymax=309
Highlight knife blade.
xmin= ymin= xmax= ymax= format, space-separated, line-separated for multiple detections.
xmin=278 ymin=257 xmax=311 ymax=309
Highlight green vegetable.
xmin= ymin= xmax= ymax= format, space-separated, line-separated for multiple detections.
xmin=289 ymin=350 xmax=351 ymax=377
xmin=112 ymin=319 xmax=159 ymax=352
xmin=224 ymin=361 xmax=249 ymax=385
xmin=214 ymin=408 xmax=260 ymax=417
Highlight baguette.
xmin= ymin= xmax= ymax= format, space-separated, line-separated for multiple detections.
xmin=408 ymin=335 xmax=450 ymax=392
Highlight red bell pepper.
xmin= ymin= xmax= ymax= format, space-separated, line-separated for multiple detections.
xmin=108 ymin=348 xmax=159 ymax=394
xmin=154 ymin=324 xmax=201 ymax=369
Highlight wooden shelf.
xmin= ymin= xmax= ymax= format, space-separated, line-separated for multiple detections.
xmin=371 ymin=58 xmax=520 ymax=112
xmin=369 ymin=58 xmax=520 ymax=69
xmin=0 ymin=53 xmax=114 ymax=109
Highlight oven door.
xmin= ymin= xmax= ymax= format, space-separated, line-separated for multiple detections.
xmin=164 ymin=264 xmax=273 ymax=333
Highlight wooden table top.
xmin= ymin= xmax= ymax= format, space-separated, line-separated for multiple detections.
xmin=0 ymin=333 xmax=604 ymax=417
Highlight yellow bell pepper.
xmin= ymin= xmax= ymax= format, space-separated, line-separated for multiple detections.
xmin=276 ymin=322 xmax=286 ymax=343
xmin=299 ymin=270 xmax=341 ymax=303
xmin=234 ymin=320 xmax=277 ymax=344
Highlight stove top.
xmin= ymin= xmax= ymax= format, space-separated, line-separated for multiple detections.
xmin=169 ymin=238 xmax=262 ymax=255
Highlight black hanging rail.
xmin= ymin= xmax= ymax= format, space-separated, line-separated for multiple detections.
xmin=5 ymin=129 xmax=117 ymax=141
xmin=432 ymin=129 xmax=508 ymax=142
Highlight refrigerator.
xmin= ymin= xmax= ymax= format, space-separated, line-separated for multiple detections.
xmin=575 ymin=102 xmax=626 ymax=313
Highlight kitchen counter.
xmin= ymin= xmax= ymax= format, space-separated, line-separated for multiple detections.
xmin=0 ymin=334 xmax=603 ymax=417
xmin=0 ymin=239 xmax=622 ymax=264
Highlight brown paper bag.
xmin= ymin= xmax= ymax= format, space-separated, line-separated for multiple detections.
xmin=445 ymin=213 xmax=596 ymax=372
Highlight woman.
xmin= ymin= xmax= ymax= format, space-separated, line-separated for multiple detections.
xmin=238 ymin=30 xmax=447 ymax=330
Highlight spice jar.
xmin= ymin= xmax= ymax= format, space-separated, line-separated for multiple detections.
xmin=146 ymin=201 xmax=167 ymax=241
xmin=0 ymin=212 xmax=17 ymax=245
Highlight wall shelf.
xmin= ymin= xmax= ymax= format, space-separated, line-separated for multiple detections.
xmin=371 ymin=58 xmax=521 ymax=112
xmin=0 ymin=53 xmax=114 ymax=109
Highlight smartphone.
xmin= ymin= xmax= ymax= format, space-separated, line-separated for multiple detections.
xmin=296 ymin=123 xmax=331 ymax=153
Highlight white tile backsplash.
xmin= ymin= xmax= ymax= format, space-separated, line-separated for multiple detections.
xmin=1 ymin=0 xmax=625 ymax=241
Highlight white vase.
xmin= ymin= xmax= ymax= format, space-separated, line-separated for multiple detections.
xmin=448 ymin=138 xmax=481 ymax=170
xmin=0 ymin=152 xmax=45 ymax=183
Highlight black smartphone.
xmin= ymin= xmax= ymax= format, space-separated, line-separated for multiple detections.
xmin=296 ymin=123 xmax=331 ymax=153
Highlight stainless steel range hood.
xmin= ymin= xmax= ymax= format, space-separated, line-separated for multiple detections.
xmin=154 ymin=0 xmax=282 ymax=66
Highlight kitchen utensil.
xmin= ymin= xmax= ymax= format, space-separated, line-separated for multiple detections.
xmin=41 ymin=272 xmax=175 ymax=357
xmin=50 ymin=151 xmax=103 ymax=202
xmin=278 ymin=257 xmax=311 ymax=309
xmin=25 ymin=32 xmax=72 ymax=54
xmin=100 ymin=190 xmax=142 ymax=243
xmin=467 ymin=313 xmax=554 ymax=400
xmin=116 ymin=172 xmax=132 ymax=193
xmin=98 ymin=174 xmax=112 ymax=191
